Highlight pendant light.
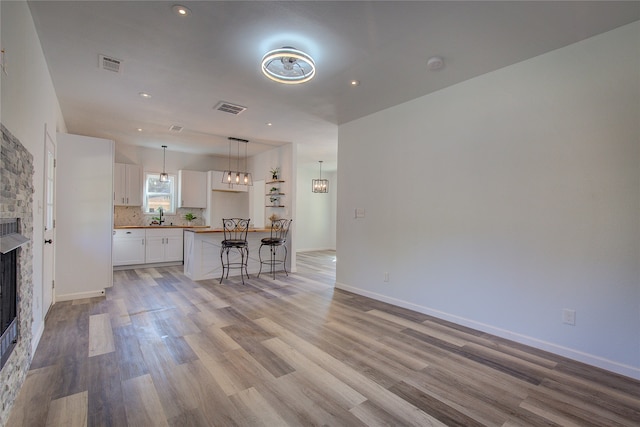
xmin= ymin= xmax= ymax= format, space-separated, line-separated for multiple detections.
xmin=312 ymin=160 xmax=329 ymax=193
xmin=222 ymin=137 xmax=253 ymax=186
xmin=159 ymin=145 xmax=169 ymax=182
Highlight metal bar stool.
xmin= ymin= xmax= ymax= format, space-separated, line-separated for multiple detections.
xmin=220 ymin=218 xmax=250 ymax=284
xmin=257 ymin=219 xmax=292 ymax=279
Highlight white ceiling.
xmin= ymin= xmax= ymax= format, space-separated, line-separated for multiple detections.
xmin=27 ymin=1 xmax=640 ymax=171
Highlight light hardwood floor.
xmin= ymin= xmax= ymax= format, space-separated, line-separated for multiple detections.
xmin=8 ymin=251 xmax=640 ymax=426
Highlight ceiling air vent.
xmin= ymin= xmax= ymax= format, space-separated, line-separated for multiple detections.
xmin=214 ymin=101 xmax=247 ymax=115
xmin=169 ymin=125 xmax=184 ymax=133
xmin=98 ymin=54 xmax=122 ymax=73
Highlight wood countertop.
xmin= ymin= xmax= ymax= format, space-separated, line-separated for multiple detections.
xmin=114 ymin=225 xmax=210 ymax=229
xmin=185 ymin=228 xmax=272 ymax=234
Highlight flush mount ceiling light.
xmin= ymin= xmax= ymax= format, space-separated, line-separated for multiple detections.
xmin=223 ymin=137 xmax=253 ymax=186
xmin=312 ymin=160 xmax=329 ymax=193
xmin=261 ymin=47 xmax=315 ymax=84
xmin=160 ymin=145 xmax=169 ymax=182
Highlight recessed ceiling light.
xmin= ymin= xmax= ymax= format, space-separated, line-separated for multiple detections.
xmin=350 ymin=80 xmax=360 ymax=86
xmin=427 ymin=56 xmax=444 ymax=70
xmin=136 ymin=128 xmax=143 ymax=132
xmin=266 ymin=122 xmax=273 ymax=126
xmin=138 ymin=92 xmax=152 ymax=99
xmin=172 ymin=4 xmax=191 ymax=17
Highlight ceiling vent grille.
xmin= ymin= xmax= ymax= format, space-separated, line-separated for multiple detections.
xmin=169 ymin=125 xmax=184 ymax=133
xmin=214 ymin=101 xmax=247 ymax=115
xmin=98 ymin=54 xmax=122 ymax=73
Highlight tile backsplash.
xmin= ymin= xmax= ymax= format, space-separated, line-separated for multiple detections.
xmin=114 ymin=206 xmax=206 ymax=227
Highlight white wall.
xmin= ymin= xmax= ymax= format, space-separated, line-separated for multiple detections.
xmin=251 ymin=143 xmax=297 ymax=271
xmin=115 ymin=142 xmax=230 ymax=173
xmin=1 ymin=1 xmax=67 ymax=352
xmin=337 ymin=22 xmax=640 ymax=379
xmin=296 ymin=166 xmax=337 ymax=252
xmin=56 ymin=133 xmax=113 ymax=300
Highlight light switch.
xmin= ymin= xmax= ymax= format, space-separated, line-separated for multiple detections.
xmin=355 ymin=208 xmax=365 ymax=218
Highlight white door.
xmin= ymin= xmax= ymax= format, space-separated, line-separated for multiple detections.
xmin=42 ymin=126 xmax=56 ymax=316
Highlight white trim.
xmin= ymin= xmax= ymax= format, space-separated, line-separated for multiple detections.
xmin=56 ymin=289 xmax=106 ymax=302
xmin=31 ymin=321 xmax=45 ymax=356
xmin=335 ymin=281 xmax=640 ymax=381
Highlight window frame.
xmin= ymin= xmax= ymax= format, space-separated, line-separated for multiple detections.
xmin=143 ymin=172 xmax=177 ymax=214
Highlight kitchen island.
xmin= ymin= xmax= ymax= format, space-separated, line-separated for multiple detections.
xmin=184 ymin=228 xmax=290 ymax=281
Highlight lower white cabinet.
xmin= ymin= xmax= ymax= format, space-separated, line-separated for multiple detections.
xmin=113 ymin=229 xmax=146 ymax=266
xmin=113 ymin=228 xmax=184 ymax=266
xmin=145 ymin=229 xmax=184 ymax=263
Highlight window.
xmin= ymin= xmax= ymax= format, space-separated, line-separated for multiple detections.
xmin=144 ymin=173 xmax=176 ymax=214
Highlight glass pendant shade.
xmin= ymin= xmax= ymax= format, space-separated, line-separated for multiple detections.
xmin=159 ymin=145 xmax=169 ymax=182
xmin=312 ymin=160 xmax=329 ymax=193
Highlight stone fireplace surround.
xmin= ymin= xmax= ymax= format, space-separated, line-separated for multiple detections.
xmin=0 ymin=123 xmax=34 ymax=425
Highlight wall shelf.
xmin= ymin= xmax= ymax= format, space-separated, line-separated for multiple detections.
xmin=266 ymin=180 xmax=285 ymax=210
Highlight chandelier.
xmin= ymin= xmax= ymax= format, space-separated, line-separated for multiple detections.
xmin=312 ymin=160 xmax=328 ymax=193
xmin=223 ymin=137 xmax=253 ymax=186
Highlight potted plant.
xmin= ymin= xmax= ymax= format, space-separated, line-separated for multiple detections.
xmin=269 ymin=187 xmax=279 ymax=194
xmin=269 ymin=196 xmax=279 ymax=206
xmin=184 ymin=212 xmax=197 ymax=226
xmin=270 ymin=167 xmax=280 ymax=180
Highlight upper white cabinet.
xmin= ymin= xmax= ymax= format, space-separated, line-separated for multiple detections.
xmin=114 ymin=163 xmax=142 ymax=206
xmin=210 ymin=170 xmax=248 ymax=192
xmin=178 ymin=170 xmax=207 ymax=208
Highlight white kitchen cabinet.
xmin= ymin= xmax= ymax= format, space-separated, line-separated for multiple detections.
xmin=113 ymin=229 xmax=146 ymax=266
xmin=114 ymin=163 xmax=142 ymax=206
xmin=210 ymin=170 xmax=248 ymax=192
xmin=145 ymin=228 xmax=184 ymax=263
xmin=178 ymin=170 xmax=207 ymax=208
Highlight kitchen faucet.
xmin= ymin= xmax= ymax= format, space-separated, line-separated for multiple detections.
xmin=158 ymin=207 xmax=165 ymax=225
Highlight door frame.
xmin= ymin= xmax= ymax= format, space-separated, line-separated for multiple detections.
xmin=42 ymin=123 xmax=56 ymax=318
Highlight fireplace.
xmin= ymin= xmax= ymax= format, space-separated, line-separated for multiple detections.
xmin=0 ymin=218 xmax=28 ymax=370
xmin=1 ymin=123 xmax=34 ymax=425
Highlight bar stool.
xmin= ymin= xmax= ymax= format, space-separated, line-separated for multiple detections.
xmin=220 ymin=218 xmax=250 ymax=284
xmin=258 ymin=219 xmax=292 ymax=279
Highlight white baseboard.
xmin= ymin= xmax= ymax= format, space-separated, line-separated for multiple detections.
xmin=296 ymin=247 xmax=336 ymax=253
xmin=56 ymin=289 xmax=106 ymax=302
xmin=335 ymin=281 xmax=640 ymax=381
xmin=113 ymin=261 xmax=182 ymax=270
xmin=31 ymin=321 xmax=45 ymax=356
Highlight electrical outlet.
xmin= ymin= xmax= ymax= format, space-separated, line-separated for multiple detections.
xmin=562 ymin=308 xmax=576 ymax=326
xmin=384 ymin=272 xmax=389 ymax=282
